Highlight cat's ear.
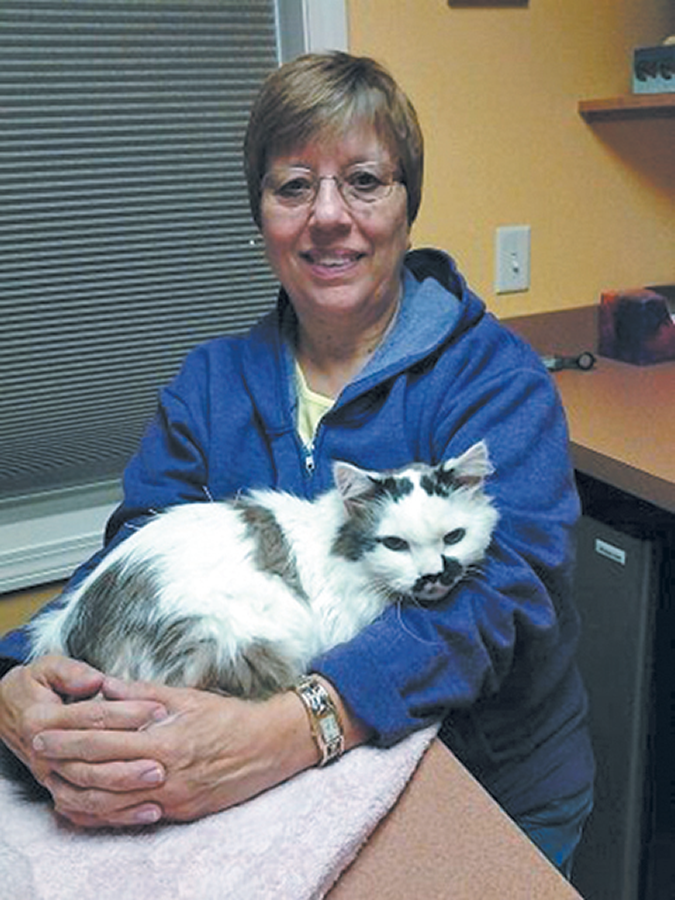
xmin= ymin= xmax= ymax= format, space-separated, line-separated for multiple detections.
xmin=440 ymin=441 xmax=494 ymax=489
xmin=333 ymin=461 xmax=378 ymax=508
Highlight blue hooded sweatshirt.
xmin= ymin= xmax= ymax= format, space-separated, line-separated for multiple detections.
xmin=0 ymin=249 xmax=593 ymax=818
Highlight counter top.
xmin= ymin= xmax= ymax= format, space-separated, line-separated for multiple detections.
xmin=505 ymin=306 xmax=675 ymax=515
xmin=329 ymin=739 xmax=580 ymax=898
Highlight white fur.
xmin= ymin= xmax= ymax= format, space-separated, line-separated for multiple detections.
xmin=29 ymin=442 xmax=499 ymax=697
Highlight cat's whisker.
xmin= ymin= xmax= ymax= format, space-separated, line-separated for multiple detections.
xmin=393 ymin=599 xmax=444 ymax=645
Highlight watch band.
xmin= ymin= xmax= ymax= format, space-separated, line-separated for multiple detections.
xmin=294 ymin=675 xmax=345 ymax=766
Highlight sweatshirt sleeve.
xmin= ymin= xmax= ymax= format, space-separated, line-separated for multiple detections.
xmin=311 ymin=333 xmax=581 ymax=747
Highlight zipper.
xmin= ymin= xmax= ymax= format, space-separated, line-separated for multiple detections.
xmin=303 ymin=441 xmax=315 ymax=475
xmin=302 ymin=419 xmax=325 ymax=480
xmin=297 ymin=404 xmax=329 ymax=484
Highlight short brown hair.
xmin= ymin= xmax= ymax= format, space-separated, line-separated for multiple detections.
xmin=244 ymin=52 xmax=424 ymax=227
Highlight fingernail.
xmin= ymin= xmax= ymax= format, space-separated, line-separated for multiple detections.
xmin=33 ymin=735 xmax=45 ymax=753
xmin=141 ymin=766 xmax=164 ymax=785
xmin=135 ymin=805 xmax=161 ymax=825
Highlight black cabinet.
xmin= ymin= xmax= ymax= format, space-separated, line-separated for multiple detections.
xmin=571 ymin=476 xmax=674 ymax=900
xmin=572 ymin=516 xmax=659 ymax=900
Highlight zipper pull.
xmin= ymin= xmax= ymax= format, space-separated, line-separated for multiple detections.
xmin=304 ymin=441 xmax=315 ymax=475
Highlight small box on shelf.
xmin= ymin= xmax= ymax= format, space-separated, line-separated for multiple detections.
xmin=598 ymin=285 xmax=675 ymax=366
xmin=633 ymin=44 xmax=675 ymax=94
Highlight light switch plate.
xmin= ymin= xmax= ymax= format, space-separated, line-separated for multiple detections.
xmin=495 ymin=225 xmax=530 ymax=294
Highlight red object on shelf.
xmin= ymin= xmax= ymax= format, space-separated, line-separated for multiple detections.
xmin=598 ymin=285 xmax=675 ymax=365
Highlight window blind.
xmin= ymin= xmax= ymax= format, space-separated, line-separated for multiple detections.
xmin=0 ymin=0 xmax=280 ymax=503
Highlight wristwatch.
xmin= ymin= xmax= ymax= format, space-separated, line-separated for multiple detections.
xmin=294 ymin=675 xmax=345 ymax=766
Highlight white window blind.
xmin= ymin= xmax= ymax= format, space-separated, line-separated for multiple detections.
xmin=0 ymin=0 xmax=280 ymax=503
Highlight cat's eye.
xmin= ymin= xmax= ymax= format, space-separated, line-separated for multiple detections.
xmin=379 ymin=536 xmax=410 ymax=552
xmin=443 ymin=528 xmax=466 ymax=546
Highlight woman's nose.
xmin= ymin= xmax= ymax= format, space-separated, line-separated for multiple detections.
xmin=309 ymin=177 xmax=352 ymax=224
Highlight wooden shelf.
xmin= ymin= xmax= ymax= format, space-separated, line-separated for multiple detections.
xmin=579 ymin=93 xmax=675 ymax=121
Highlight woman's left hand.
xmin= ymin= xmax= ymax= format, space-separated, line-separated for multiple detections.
xmin=32 ymin=677 xmax=318 ymax=829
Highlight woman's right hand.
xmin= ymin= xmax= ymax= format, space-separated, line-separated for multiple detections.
xmin=0 ymin=656 xmax=168 ymax=793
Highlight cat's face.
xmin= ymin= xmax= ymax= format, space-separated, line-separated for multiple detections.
xmin=333 ymin=441 xmax=499 ymax=603
xmin=366 ymin=482 xmax=497 ymax=602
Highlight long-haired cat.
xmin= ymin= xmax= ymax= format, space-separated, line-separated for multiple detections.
xmin=28 ymin=441 xmax=498 ymax=698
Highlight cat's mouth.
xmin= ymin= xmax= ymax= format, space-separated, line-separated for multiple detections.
xmin=412 ymin=560 xmax=463 ymax=603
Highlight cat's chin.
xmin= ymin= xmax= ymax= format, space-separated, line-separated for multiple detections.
xmin=411 ymin=585 xmax=453 ymax=606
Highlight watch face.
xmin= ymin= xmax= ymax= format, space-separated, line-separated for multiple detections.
xmin=319 ymin=715 xmax=342 ymax=743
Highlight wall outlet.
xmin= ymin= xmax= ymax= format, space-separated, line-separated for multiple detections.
xmin=495 ymin=225 xmax=530 ymax=294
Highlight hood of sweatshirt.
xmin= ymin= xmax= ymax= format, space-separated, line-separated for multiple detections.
xmin=243 ymin=248 xmax=487 ymax=434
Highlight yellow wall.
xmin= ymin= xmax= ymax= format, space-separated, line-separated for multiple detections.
xmin=0 ymin=584 xmax=63 ymax=634
xmin=347 ymin=0 xmax=674 ymax=315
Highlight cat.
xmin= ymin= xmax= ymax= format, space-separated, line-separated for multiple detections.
xmin=27 ymin=440 xmax=499 ymax=699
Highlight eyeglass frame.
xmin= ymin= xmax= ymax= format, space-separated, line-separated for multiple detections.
xmin=261 ymin=162 xmax=405 ymax=213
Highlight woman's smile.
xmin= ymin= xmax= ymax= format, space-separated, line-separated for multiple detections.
xmin=298 ymin=247 xmax=367 ymax=277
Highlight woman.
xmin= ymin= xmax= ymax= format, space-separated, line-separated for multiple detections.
xmin=0 ymin=53 xmax=593 ymax=874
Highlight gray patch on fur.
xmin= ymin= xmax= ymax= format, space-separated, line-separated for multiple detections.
xmin=234 ymin=498 xmax=309 ymax=605
xmin=142 ymin=622 xmax=297 ymax=698
xmin=230 ymin=641 xmax=300 ymax=698
xmin=63 ymin=561 xmax=165 ymax=672
xmin=420 ymin=471 xmax=454 ymax=497
xmin=63 ymin=561 xmax=300 ymax=696
xmin=376 ymin=475 xmax=414 ymax=501
xmin=331 ymin=503 xmax=381 ymax=562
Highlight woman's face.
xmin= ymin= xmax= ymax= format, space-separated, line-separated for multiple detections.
xmin=260 ymin=123 xmax=410 ymax=334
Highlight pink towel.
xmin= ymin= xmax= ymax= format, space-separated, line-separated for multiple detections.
xmin=0 ymin=726 xmax=436 ymax=900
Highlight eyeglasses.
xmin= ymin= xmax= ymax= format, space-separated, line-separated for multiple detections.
xmin=262 ymin=162 xmax=402 ymax=212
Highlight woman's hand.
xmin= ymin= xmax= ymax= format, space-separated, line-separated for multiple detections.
xmin=31 ymin=677 xmax=321 ymax=829
xmin=0 ymin=656 xmax=168 ymax=805
xmin=25 ymin=673 xmax=371 ymax=830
